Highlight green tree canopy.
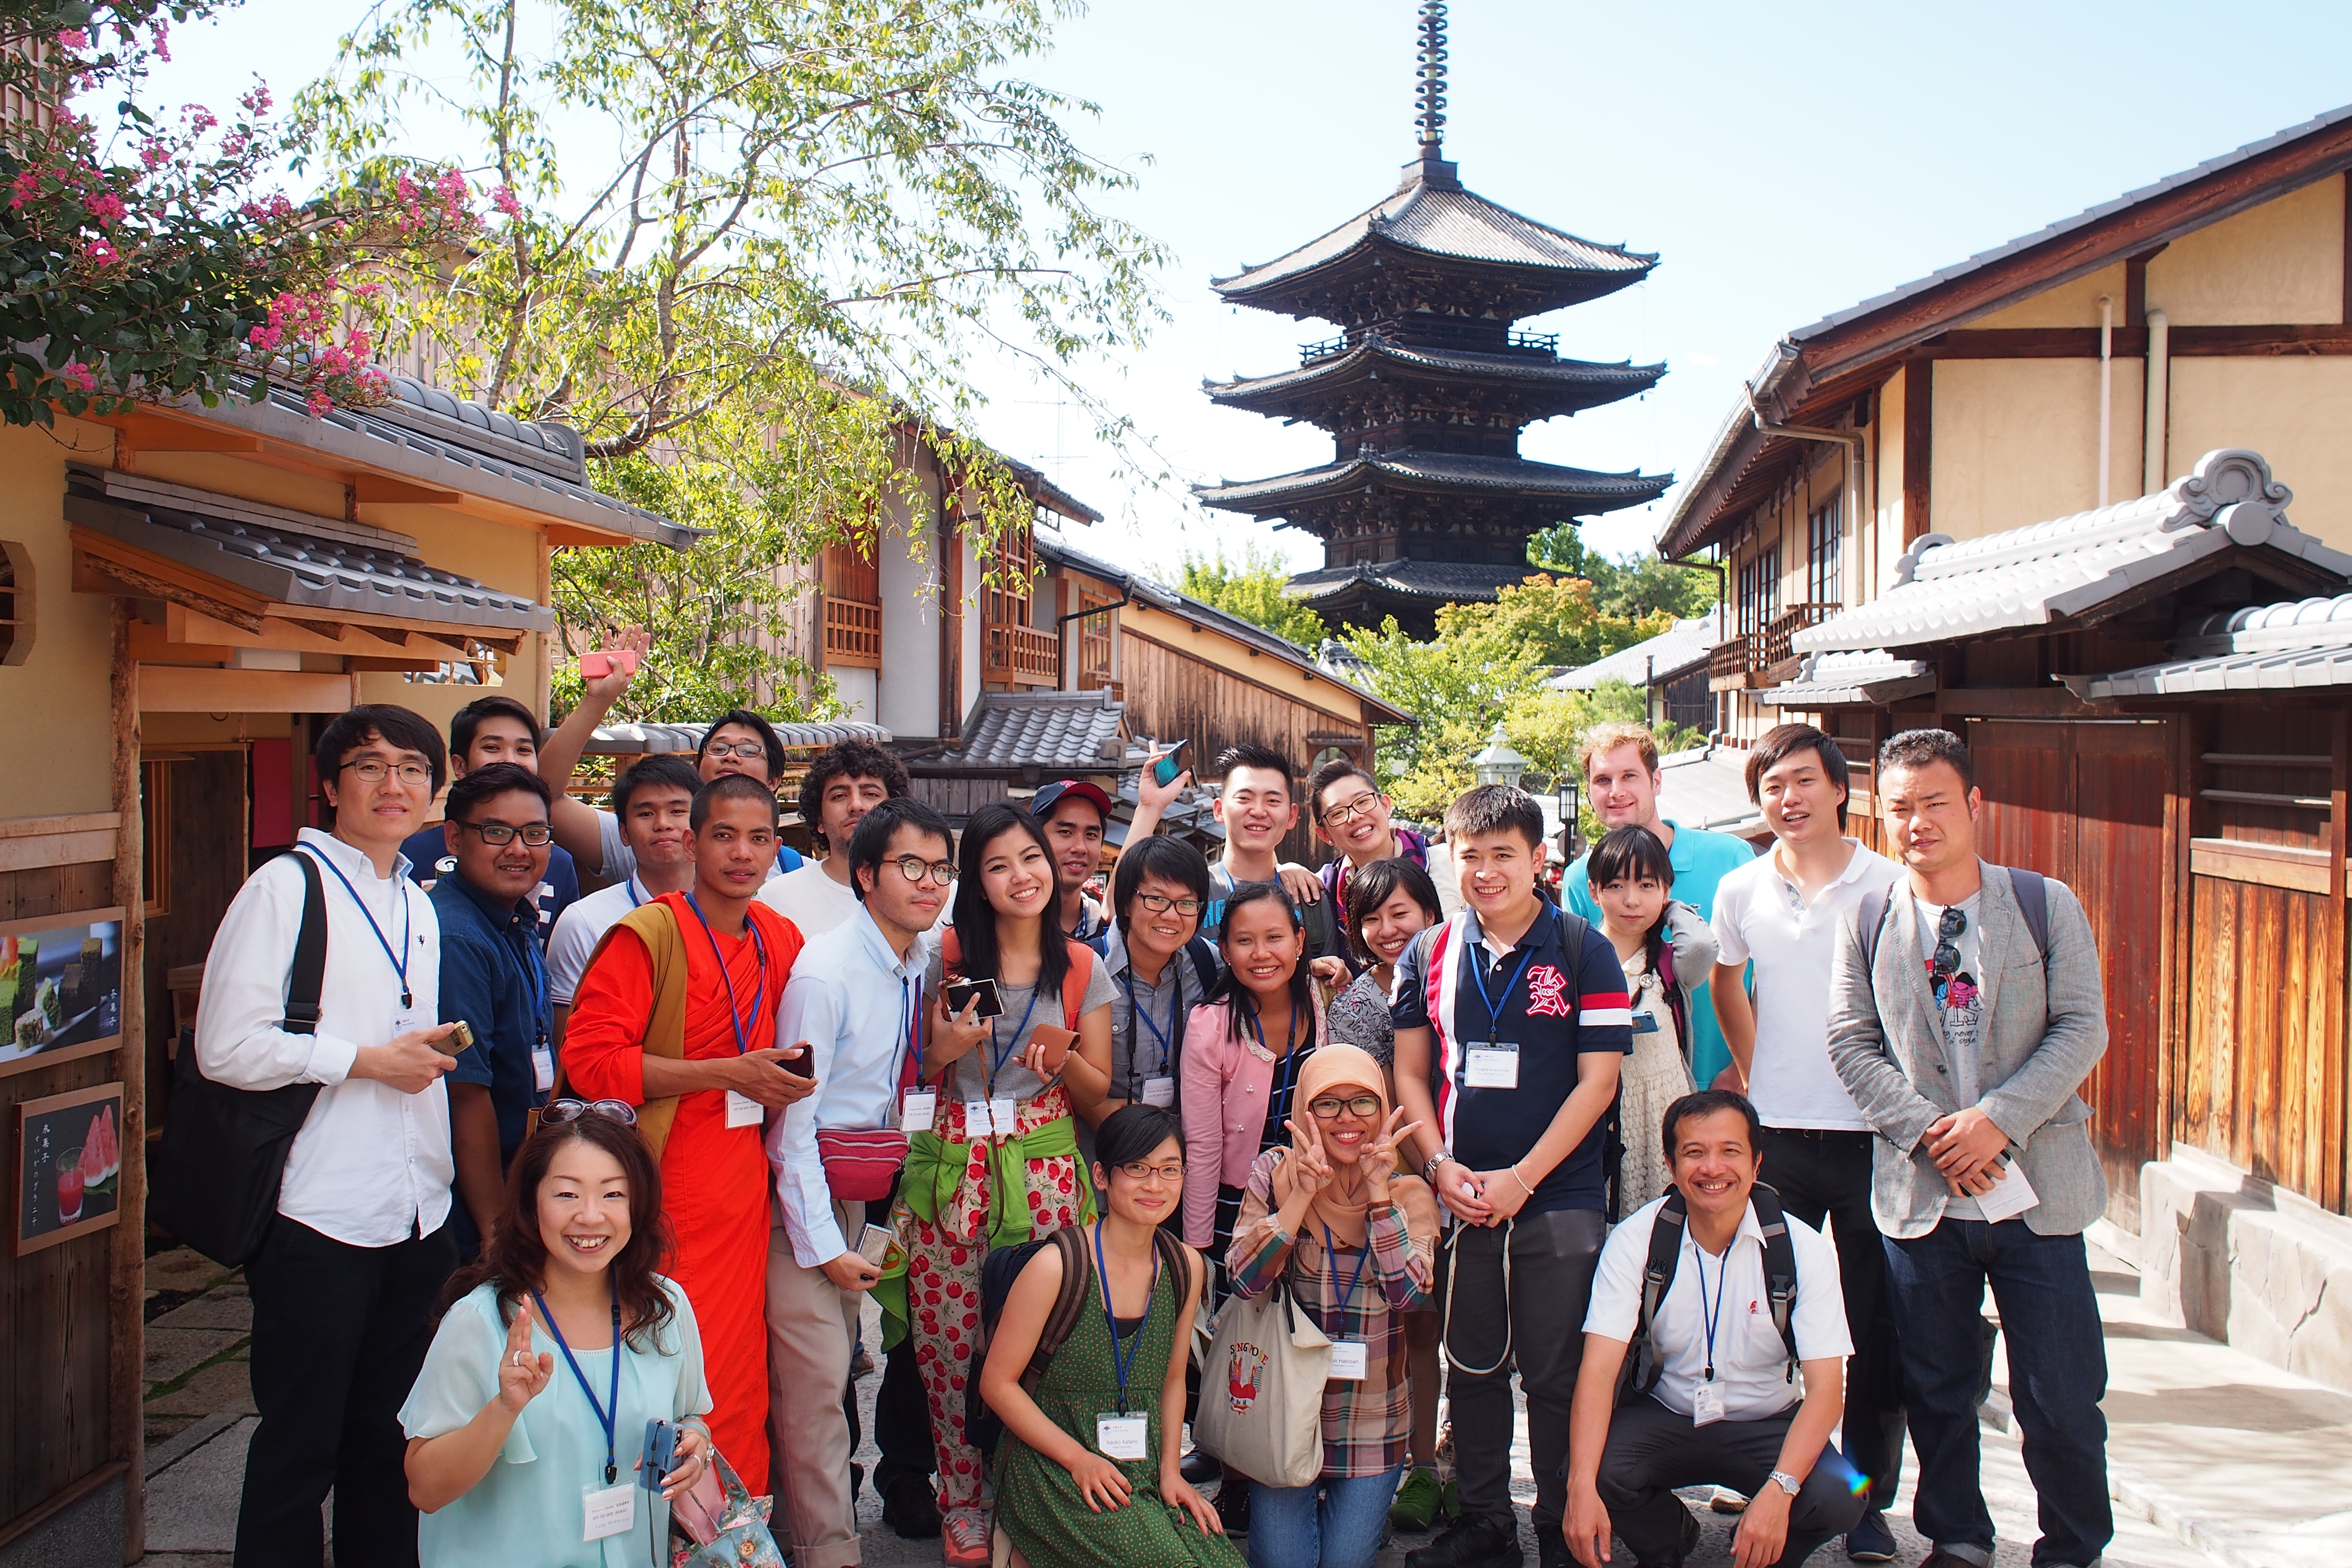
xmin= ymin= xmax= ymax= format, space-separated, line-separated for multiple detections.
xmin=1176 ymin=544 xmax=1329 ymax=649
xmin=1528 ymin=527 xmax=1720 ymax=623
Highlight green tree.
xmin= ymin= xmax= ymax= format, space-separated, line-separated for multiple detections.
xmin=1444 ymin=572 xmax=1674 ymax=670
xmin=1527 ymin=527 xmax=1719 ymax=623
xmin=1177 ymin=544 xmax=1329 ymax=648
xmin=1337 ymin=603 xmax=1542 ymax=821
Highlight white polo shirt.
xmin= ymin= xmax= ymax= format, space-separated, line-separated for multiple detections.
xmin=1586 ymin=1193 xmax=1851 ymax=1423
xmin=1710 ymin=839 xmax=1901 ymax=1130
xmin=544 ymin=874 xmax=651 ymax=1006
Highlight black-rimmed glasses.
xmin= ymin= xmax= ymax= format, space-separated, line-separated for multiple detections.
xmin=888 ymin=855 xmax=958 ymax=886
xmin=1319 ymin=792 xmax=1384 ymax=828
xmin=702 ymin=741 xmax=770 ymax=761
xmin=1307 ymin=1093 xmax=1384 ymax=1120
xmin=454 ymin=820 xmax=556 ymax=847
xmin=543 ymin=1098 xmax=640 ymax=1127
xmin=1133 ymin=892 xmax=1205 ymax=916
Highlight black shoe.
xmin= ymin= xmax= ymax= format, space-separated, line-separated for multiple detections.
xmin=1214 ymin=1479 xmax=1253 ymax=1538
xmin=880 ymin=1473 xmax=942 ymax=1539
xmin=1405 ymin=1513 xmax=1523 ymax=1568
xmin=850 ymin=1461 xmax=865 ymax=1505
xmin=1181 ymin=1449 xmax=1223 ymax=1486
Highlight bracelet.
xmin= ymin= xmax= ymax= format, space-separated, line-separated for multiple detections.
xmin=1422 ymin=1151 xmax=1451 ymax=1184
xmin=1509 ymin=1163 xmax=1534 ymax=1196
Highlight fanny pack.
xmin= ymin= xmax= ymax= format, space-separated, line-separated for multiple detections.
xmin=818 ymin=1126 xmax=909 ymax=1202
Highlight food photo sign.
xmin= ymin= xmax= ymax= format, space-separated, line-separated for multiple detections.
xmin=16 ymin=1081 xmax=124 ymax=1254
xmin=0 ymin=909 xmax=126 ymax=1078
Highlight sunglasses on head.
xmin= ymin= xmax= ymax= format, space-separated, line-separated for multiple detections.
xmin=542 ymin=1098 xmax=639 ymax=1127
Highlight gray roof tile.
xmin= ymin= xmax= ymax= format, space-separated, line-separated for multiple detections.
xmin=947 ymin=690 xmax=1133 ymax=771
xmin=2071 ymin=588 xmax=2352 ymax=696
xmin=1214 ymin=181 xmax=1655 ymax=296
xmin=1548 ymin=617 xmax=1718 ymax=691
xmin=1757 ymin=650 xmax=1934 ymax=707
xmin=1197 ymin=449 xmax=1670 ymax=512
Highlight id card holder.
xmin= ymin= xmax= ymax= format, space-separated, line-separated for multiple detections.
xmin=1631 ymin=1013 xmax=1660 ymax=1035
xmin=725 ymin=1090 xmax=764 ymax=1128
xmin=582 ymin=1481 xmax=636 ymax=1541
xmin=1095 ymin=1412 xmax=1149 ymax=1460
xmin=963 ymin=1099 xmax=995 ymax=1139
xmin=532 ymin=1046 xmax=556 ymax=1092
xmin=1327 ymin=1340 xmax=1368 ymax=1380
xmin=900 ymin=1090 xmax=938 ymax=1132
xmin=989 ymin=1096 xmax=1019 ymax=1138
xmin=1691 ymin=1378 xmax=1726 ymax=1427
xmin=1464 ymin=1038 xmax=1520 ymax=1089
xmin=1141 ymin=1076 xmax=1175 ymax=1108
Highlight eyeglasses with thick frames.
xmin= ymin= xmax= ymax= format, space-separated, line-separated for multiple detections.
xmin=543 ymin=1098 xmax=639 ymax=1126
xmin=1112 ymin=1160 xmax=1185 ymax=1184
xmin=455 ymin=820 xmax=555 ymax=847
xmin=888 ymin=855 xmax=959 ymax=886
xmin=1319 ymin=792 xmax=1385 ymax=828
xmin=1307 ymin=1093 xmax=1384 ymax=1120
xmin=1133 ymin=892 xmax=1205 ymax=916
xmin=702 ymin=740 xmax=770 ymax=761
xmin=340 ymin=758 xmax=434 ymax=787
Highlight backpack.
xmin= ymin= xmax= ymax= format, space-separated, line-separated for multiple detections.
xmin=1856 ymin=868 xmax=2050 ymax=974
xmin=151 ymin=849 xmax=331 ymax=1267
xmin=963 ymin=1222 xmax=1194 ymax=1456
xmin=1616 ymin=1183 xmax=1803 ymax=1406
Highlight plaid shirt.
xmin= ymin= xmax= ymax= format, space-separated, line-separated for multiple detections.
xmin=1226 ymin=1147 xmax=1431 ymax=1478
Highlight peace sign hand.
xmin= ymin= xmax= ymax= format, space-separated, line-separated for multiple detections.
xmin=497 ymin=1304 xmax=554 ymax=1414
xmin=1363 ymin=1106 xmax=1422 ymax=1202
xmin=1283 ymin=1116 xmax=1335 ymax=1199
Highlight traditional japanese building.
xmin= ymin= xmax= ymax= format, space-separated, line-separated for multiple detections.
xmin=1194 ymin=2 xmax=1671 ymax=638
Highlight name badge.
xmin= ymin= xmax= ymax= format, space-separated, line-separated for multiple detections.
xmin=532 ymin=1047 xmax=556 ymax=1092
xmin=1464 ymin=1039 xmax=1520 ymax=1089
xmin=963 ymin=1099 xmax=994 ymax=1139
xmin=1141 ymin=1076 xmax=1176 ymax=1108
xmin=1692 ymin=1378 xmax=1726 ymax=1428
xmin=1095 ymin=1413 xmax=1149 ymax=1460
xmin=1327 ymin=1340 xmax=1368 ymax=1380
xmin=901 ymin=1091 xmax=937 ymax=1132
xmin=1631 ymin=1014 xmax=1660 ymax=1036
xmin=989 ymin=1096 xmax=1019 ymax=1138
xmin=582 ymin=1481 xmax=636 ymax=1541
xmin=725 ymin=1090 xmax=764 ymax=1128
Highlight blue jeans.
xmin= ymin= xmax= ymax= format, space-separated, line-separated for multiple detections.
xmin=1247 ymin=1465 xmax=1402 ymax=1568
xmin=1882 ymin=1218 xmax=2111 ymax=1567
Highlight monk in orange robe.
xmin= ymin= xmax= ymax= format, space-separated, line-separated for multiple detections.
xmin=564 ymin=774 xmax=812 ymax=1484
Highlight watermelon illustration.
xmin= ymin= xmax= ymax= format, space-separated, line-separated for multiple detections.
xmin=82 ymin=1106 xmax=118 ymax=1184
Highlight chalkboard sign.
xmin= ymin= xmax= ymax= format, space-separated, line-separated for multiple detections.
xmin=16 ymin=1081 xmax=124 ymax=1255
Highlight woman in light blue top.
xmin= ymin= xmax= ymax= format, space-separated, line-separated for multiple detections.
xmin=402 ymin=1100 xmax=715 ymax=1567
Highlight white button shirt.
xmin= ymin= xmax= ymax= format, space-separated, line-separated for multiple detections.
xmin=767 ymin=904 xmax=926 ymax=1267
xmin=195 ymin=828 xmax=452 ymax=1247
xmin=1585 ymin=1193 xmax=1851 ymax=1423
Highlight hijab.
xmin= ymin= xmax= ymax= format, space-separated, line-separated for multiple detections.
xmin=1272 ymin=1042 xmax=1440 ymax=1255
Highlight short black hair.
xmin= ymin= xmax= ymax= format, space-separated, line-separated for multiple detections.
xmin=445 ymin=761 xmax=551 ymax=824
xmin=1586 ymin=825 xmax=1674 ymax=892
xmin=699 ymin=709 xmax=787 ymax=783
xmin=1747 ymin=723 xmax=1850 ymax=830
xmin=1342 ymin=855 xmax=1443 ymax=965
xmin=1094 ymin=1103 xmax=1184 ymax=1171
xmin=1214 ymin=742 xmax=1295 ymax=800
xmin=1112 ymin=835 xmax=1212 ymax=934
xmin=1662 ymin=1089 xmax=1762 ymax=1156
xmin=1443 ymin=784 xmax=1545 ymax=851
xmin=448 ymin=695 xmax=543 ymax=766
xmin=845 ymin=797 xmax=953 ymax=904
xmin=800 ymin=741 xmax=912 ymax=851
xmin=610 ymin=754 xmax=702 ymax=818
xmin=691 ymin=771 xmax=780 ymax=831
xmin=1307 ymin=756 xmax=1379 ymax=815
xmin=316 ymin=704 xmax=448 ymax=797
xmin=1878 ymin=727 xmax=1974 ymax=793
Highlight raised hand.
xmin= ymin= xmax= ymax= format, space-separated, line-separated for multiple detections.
xmin=1363 ymin=1106 xmax=1421 ymax=1201
xmin=1283 ymin=1116 xmax=1335 ymax=1199
xmin=497 ymin=1304 xmax=554 ymax=1414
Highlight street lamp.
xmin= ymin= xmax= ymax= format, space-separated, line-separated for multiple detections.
xmin=1470 ymin=722 xmax=1528 ymax=790
xmin=1557 ymin=774 xmax=1581 ymax=859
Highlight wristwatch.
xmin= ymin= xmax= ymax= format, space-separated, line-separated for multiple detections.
xmin=1767 ymin=1469 xmax=1802 ymax=1497
xmin=1422 ymin=1151 xmax=1452 ymax=1184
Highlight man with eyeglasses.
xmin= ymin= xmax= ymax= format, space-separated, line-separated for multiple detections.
xmin=400 ymin=694 xmax=581 ymax=932
xmin=1826 ymin=729 xmax=2112 ymax=1568
xmin=1308 ymin=757 xmax=1433 ymax=912
xmin=766 ymin=797 xmax=959 ymax=1568
xmin=429 ymin=762 xmax=559 ymax=1258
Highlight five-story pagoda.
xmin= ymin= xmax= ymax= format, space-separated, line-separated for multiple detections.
xmin=1195 ymin=3 xmax=1671 ymax=639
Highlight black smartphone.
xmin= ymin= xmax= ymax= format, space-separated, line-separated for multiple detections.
xmin=1152 ymin=739 xmax=1191 ymax=788
xmin=641 ymin=1418 xmax=677 ymax=1489
xmin=779 ymin=1042 xmax=814 ymax=1076
xmin=942 ymin=977 xmax=1004 ymax=1019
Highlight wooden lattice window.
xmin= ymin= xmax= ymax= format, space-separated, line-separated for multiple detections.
xmin=1806 ymin=497 xmax=1842 ymax=606
xmin=821 ymin=538 xmax=881 ymax=668
xmin=979 ymin=521 xmax=1057 ymax=685
xmin=1077 ymin=591 xmax=1115 ymax=690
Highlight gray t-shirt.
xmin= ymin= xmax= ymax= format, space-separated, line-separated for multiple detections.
xmin=1916 ymin=891 xmax=1987 ymax=1219
xmin=926 ymin=943 xmax=1119 ymax=1104
xmin=1104 ymin=925 xmax=1218 ymax=1102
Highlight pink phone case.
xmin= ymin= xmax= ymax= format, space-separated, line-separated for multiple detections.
xmin=578 ymin=649 xmax=641 ymax=678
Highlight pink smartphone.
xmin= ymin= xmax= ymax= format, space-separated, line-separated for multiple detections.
xmin=579 ymin=649 xmax=641 ymax=679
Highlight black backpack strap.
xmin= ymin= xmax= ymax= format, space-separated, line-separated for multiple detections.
xmin=1185 ymin=935 xmax=1219 ymax=998
xmin=284 ymin=850 xmax=329 ymax=1035
xmin=2007 ymin=868 xmax=2051 ymax=966
xmin=1619 ymin=1189 xmax=1686 ymax=1400
xmin=1747 ymin=1183 xmax=1803 ymax=1384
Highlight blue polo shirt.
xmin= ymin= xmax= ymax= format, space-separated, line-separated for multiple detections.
xmin=1391 ymin=900 xmax=1632 ymax=1215
xmin=1565 ymin=818 xmax=1757 ymax=1088
xmin=431 ymin=870 xmax=554 ymax=1253
xmin=405 ymin=824 xmax=580 ymax=936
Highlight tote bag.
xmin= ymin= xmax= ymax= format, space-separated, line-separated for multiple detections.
xmin=1192 ymin=1278 xmax=1330 ymax=1488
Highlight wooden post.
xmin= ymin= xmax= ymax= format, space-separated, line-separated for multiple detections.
xmin=107 ymin=600 xmax=145 ymax=1562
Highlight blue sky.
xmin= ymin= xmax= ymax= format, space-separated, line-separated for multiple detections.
xmin=143 ymin=1 xmax=2352 ymax=582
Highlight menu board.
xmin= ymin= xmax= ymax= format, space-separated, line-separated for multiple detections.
xmin=15 ymin=1081 xmax=123 ymax=1254
xmin=0 ymin=912 xmax=125 ymax=1074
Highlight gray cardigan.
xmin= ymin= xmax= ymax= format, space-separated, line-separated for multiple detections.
xmin=1825 ymin=862 xmax=2109 ymax=1238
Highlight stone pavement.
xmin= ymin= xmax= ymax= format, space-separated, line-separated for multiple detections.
xmin=135 ymin=1235 xmax=2350 ymax=1566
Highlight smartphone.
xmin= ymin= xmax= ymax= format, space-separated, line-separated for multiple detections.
xmin=855 ymin=1223 xmax=895 ymax=1268
xmin=578 ymin=648 xmax=642 ymax=679
xmin=942 ymin=977 xmax=1003 ymax=1019
xmin=779 ymin=1042 xmax=814 ymax=1076
xmin=1152 ymin=739 xmax=1191 ymax=788
xmin=447 ymin=1020 xmax=475 ymax=1053
xmin=640 ymin=1418 xmax=678 ymax=1490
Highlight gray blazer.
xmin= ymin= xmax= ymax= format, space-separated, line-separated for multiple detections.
xmin=1825 ymin=862 xmax=2108 ymax=1238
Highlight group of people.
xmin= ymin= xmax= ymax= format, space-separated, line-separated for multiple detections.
xmin=194 ymin=674 xmax=2116 ymax=1568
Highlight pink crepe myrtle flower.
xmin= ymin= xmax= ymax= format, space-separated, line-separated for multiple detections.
xmin=7 ymin=169 xmax=39 ymax=209
xmin=305 ymin=391 xmax=333 ymax=418
xmin=152 ymin=20 xmax=170 ymax=61
xmin=85 ymin=239 xmax=118 ymax=265
xmin=86 ymin=191 xmax=126 ymax=226
xmin=59 ymin=362 xmax=99 ymax=394
xmin=56 ymin=27 xmax=88 ymax=48
xmin=491 ymin=184 xmax=523 ymax=218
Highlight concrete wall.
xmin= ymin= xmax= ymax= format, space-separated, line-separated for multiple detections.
xmin=2145 ymin=176 xmax=2344 ymax=326
xmin=0 ymin=421 xmax=122 ymax=818
xmin=1933 ymin=358 xmax=2143 ymax=540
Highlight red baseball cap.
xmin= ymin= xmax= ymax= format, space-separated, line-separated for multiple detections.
xmin=1030 ymin=779 xmax=1114 ymax=823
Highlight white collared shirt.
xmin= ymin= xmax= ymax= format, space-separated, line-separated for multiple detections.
xmin=1586 ymin=1194 xmax=1851 ymax=1423
xmin=195 ymin=828 xmax=452 ymax=1247
xmin=544 ymin=873 xmax=652 ymax=1006
xmin=767 ymin=905 xmax=929 ymax=1266
xmin=1710 ymin=839 xmax=1902 ymax=1129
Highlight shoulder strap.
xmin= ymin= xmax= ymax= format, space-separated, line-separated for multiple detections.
xmin=1060 ymin=940 xmax=1093 ymax=1031
xmin=1747 ymin=1183 xmax=1803 ymax=1381
xmin=1028 ymin=1226 xmax=1094 ymax=1379
xmin=284 ymin=850 xmax=329 ymax=1035
xmin=1185 ymin=936 xmax=1219 ymax=997
xmin=1858 ymin=886 xmax=1894 ymax=972
xmin=1628 ymin=1190 xmax=1686 ymax=1395
xmin=1555 ymin=905 xmax=1590 ymax=957
xmin=941 ymin=924 xmax=962 ymax=972
xmin=2007 ymin=868 xmax=2051 ymax=964
xmin=1152 ymin=1227 xmax=1193 ymax=1305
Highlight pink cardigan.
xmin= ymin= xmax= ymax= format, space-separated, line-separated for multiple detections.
xmin=1179 ymin=996 xmax=1328 ymax=1248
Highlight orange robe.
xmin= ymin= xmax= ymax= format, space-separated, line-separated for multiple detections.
xmin=565 ymin=892 xmax=802 ymax=1484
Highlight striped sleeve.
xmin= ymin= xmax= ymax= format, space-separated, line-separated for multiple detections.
xmin=1574 ymin=926 xmax=1636 ymax=1054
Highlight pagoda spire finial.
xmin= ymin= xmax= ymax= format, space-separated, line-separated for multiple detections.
xmin=1406 ymin=3 xmax=1460 ymax=188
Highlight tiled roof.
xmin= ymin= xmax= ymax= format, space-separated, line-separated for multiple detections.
xmin=1213 ymin=178 xmax=1655 ymax=298
xmin=1757 ymin=650 xmax=1934 ymax=707
xmin=582 ymin=720 xmax=893 ymax=754
xmin=1791 ymin=450 xmax=2352 ymax=655
xmin=1286 ymin=559 xmax=1533 ymax=604
xmin=1655 ymin=747 xmax=1769 ymax=840
xmin=1206 ymin=337 xmax=1663 ymax=411
xmin=66 ymin=464 xmax=552 ymax=632
xmin=946 ymin=690 xmax=1136 ymax=772
xmin=2072 ymin=591 xmax=2352 ymax=697
xmin=1548 ymin=617 xmax=1718 ymax=691
xmin=1197 ymin=449 xmax=1670 ymax=513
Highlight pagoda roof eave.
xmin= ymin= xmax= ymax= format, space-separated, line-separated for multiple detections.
xmin=1204 ymin=338 xmax=1665 ymax=415
xmin=1194 ymin=449 xmax=1672 ymax=516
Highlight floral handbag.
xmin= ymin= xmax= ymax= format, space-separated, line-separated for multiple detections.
xmin=669 ymin=1443 xmax=784 ymax=1568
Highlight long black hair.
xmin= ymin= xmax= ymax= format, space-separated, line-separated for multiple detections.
xmin=1212 ymin=880 xmax=1311 ymax=1047
xmin=1342 ymin=855 xmax=1443 ymax=967
xmin=949 ymin=802 xmax=1072 ymax=998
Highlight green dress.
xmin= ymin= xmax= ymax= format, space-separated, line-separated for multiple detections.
xmin=993 ymin=1245 xmax=1246 ymax=1568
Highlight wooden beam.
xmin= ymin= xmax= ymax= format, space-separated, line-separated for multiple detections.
xmin=1934 ymin=685 xmax=2112 ymax=719
xmin=137 ymin=665 xmax=357 ymax=713
xmin=109 ymin=601 xmax=148 ymax=1559
xmin=1902 ymin=360 xmax=1933 ymax=545
xmin=2124 ymin=245 xmax=2167 ymax=328
xmin=97 ymin=409 xmax=264 ymax=454
xmin=73 ymin=540 xmax=267 ymax=632
xmin=1928 ymin=324 xmax=2352 ymax=358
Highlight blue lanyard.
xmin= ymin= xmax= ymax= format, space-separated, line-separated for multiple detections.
xmin=892 ymin=970 xmax=920 ymax=1094
xmin=1092 ymin=1220 xmax=1160 ymax=1415
xmin=1465 ymin=905 xmax=1551 ymax=1044
xmin=1121 ymin=968 xmax=1180 ymax=1084
xmin=684 ymin=892 xmax=766 ymax=1056
xmin=625 ymin=876 xmax=648 ymax=909
xmin=531 ymin=1284 xmax=623 ymax=1484
xmin=1319 ymin=1222 xmax=1371 ymax=1337
xmin=988 ymin=988 xmax=1041 ymax=1094
xmin=1693 ymin=1241 xmax=1728 ymax=1382
xmin=307 ymin=847 xmax=414 ymax=1009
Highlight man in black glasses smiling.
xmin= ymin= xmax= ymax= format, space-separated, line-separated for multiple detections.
xmin=431 ymin=761 xmax=560 ymax=1257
